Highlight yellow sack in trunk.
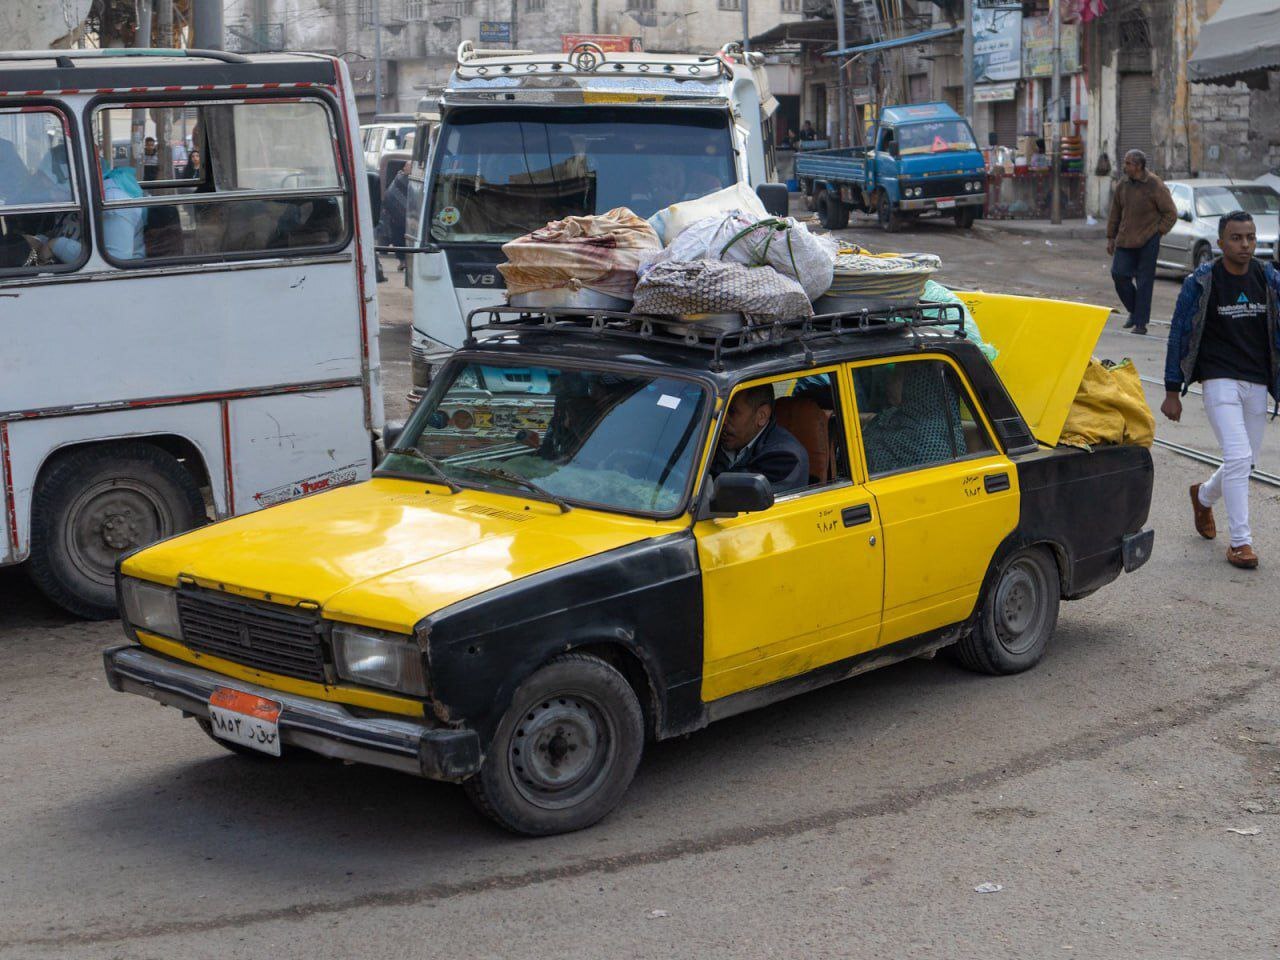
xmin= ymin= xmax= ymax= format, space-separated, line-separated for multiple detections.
xmin=1059 ymin=358 xmax=1155 ymax=449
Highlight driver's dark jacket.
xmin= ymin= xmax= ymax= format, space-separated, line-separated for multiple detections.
xmin=712 ymin=419 xmax=809 ymax=494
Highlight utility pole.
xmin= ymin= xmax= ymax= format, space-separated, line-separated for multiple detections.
xmin=835 ymin=0 xmax=848 ymax=147
xmin=741 ymin=0 xmax=750 ymax=52
xmin=1050 ymin=2 xmax=1062 ymax=224
xmin=192 ymin=0 xmax=224 ymax=49
xmin=962 ymin=0 xmax=974 ymax=125
xmin=373 ymin=0 xmax=383 ymax=118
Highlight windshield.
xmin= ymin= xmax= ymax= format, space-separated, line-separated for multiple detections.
xmin=379 ymin=360 xmax=709 ymax=515
xmin=1195 ymin=186 xmax=1280 ymax=218
xmin=427 ymin=107 xmax=736 ymax=243
xmin=896 ymin=120 xmax=978 ymax=156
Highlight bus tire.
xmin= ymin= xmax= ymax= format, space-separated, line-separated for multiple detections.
xmin=28 ymin=441 xmax=205 ymax=620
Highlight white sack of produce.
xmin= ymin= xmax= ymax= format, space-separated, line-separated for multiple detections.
xmin=715 ymin=217 xmax=837 ymax=300
xmin=649 ymin=182 xmax=768 ymax=244
xmin=498 ymin=207 xmax=661 ymax=300
xmin=632 ymin=260 xmax=813 ymax=322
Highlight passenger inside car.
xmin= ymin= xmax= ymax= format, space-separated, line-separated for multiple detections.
xmin=857 ymin=362 xmax=966 ymax=475
xmin=711 ymin=384 xmax=809 ymax=494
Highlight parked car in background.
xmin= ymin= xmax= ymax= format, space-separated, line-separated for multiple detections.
xmin=361 ymin=115 xmax=415 ymax=174
xmin=1159 ymin=179 xmax=1280 ymax=271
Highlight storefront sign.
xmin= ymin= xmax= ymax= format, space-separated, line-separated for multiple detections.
xmin=479 ymin=21 xmax=511 ymax=43
xmin=974 ymin=81 xmax=1018 ymax=102
xmin=560 ymin=34 xmax=643 ymax=53
xmin=972 ymin=4 xmax=1023 ymax=84
xmin=1022 ymin=16 xmax=1081 ymax=76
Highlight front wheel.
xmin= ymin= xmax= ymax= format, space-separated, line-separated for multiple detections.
xmin=877 ymin=193 xmax=900 ymax=233
xmin=27 ymin=442 xmax=205 ymax=619
xmin=464 ymin=653 xmax=645 ymax=836
xmin=953 ymin=206 xmax=977 ymax=229
xmin=955 ymin=546 xmax=1060 ymax=675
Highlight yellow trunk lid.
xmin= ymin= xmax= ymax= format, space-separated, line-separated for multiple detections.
xmin=122 ymin=477 xmax=686 ymax=633
xmin=956 ymin=290 xmax=1109 ymax=447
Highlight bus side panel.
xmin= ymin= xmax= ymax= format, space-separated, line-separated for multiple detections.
xmin=227 ymin=388 xmax=371 ymax=514
xmin=3 ymin=404 xmax=226 ymax=564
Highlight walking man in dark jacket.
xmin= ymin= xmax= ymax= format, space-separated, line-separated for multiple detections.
xmin=1106 ymin=149 xmax=1177 ymax=335
xmin=1162 ymin=211 xmax=1280 ymax=569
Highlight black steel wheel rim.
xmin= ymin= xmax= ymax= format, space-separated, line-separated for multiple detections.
xmin=992 ymin=556 xmax=1050 ymax=656
xmin=508 ymin=691 xmax=616 ymax=810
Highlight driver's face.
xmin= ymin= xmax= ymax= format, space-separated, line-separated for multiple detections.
xmin=720 ymin=394 xmax=769 ymax=454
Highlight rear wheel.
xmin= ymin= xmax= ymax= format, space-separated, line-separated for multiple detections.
xmin=464 ymin=653 xmax=644 ymax=836
xmin=27 ymin=442 xmax=205 ymax=619
xmin=877 ymin=193 xmax=900 ymax=233
xmin=956 ymin=546 xmax=1060 ymax=675
xmin=816 ymin=190 xmax=849 ymax=230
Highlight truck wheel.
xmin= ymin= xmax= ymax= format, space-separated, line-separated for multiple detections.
xmin=877 ymin=194 xmax=900 ymax=233
xmin=28 ymin=442 xmax=205 ymax=619
xmin=817 ymin=191 xmax=849 ymax=230
xmin=956 ymin=547 xmax=1060 ymax=675
xmin=953 ymin=207 xmax=977 ymax=229
xmin=464 ymin=653 xmax=644 ymax=836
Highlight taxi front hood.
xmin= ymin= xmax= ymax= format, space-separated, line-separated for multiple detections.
xmin=956 ymin=290 xmax=1109 ymax=447
xmin=122 ymin=478 xmax=680 ymax=633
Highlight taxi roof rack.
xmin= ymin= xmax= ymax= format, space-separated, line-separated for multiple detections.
xmin=464 ymin=301 xmax=967 ymax=371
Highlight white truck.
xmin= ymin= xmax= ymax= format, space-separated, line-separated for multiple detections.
xmin=398 ymin=40 xmax=786 ymax=396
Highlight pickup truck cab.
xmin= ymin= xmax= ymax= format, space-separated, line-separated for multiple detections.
xmin=797 ymin=102 xmax=987 ymax=233
xmin=104 ymin=295 xmax=1154 ymax=836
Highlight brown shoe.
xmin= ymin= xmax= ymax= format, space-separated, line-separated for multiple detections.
xmin=1190 ymin=484 xmax=1216 ymax=539
xmin=1227 ymin=544 xmax=1259 ymax=569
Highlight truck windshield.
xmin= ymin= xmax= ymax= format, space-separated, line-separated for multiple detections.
xmin=897 ymin=120 xmax=978 ymax=156
xmin=427 ymin=106 xmax=735 ymax=243
xmin=379 ymin=360 xmax=709 ymax=515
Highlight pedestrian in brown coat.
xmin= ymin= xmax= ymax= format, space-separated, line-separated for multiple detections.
xmin=1106 ymin=149 xmax=1177 ymax=334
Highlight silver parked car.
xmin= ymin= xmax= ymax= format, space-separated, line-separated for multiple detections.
xmin=1159 ymin=179 xmax=1279 ymax=272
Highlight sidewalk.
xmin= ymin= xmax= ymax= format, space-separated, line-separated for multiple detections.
xmin=972 ymin=217 xmax=1107 ymax=241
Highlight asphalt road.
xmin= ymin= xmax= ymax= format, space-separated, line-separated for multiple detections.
xmin=1 ymin=229 xmax=1276 ymax=959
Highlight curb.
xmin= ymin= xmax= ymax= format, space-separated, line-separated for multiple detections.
xmin=971 ymin=220 xmax=1107 ymax=241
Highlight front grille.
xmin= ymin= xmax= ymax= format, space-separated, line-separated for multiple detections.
xmin=917 ymin=178 xmax=980 ymax=200
xmin=177 ymin=590 xmax=327 ymax=683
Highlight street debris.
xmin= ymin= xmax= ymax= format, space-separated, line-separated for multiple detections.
xmin=1241 ymin=802 xmax=1266 ymax=814
xmin=974 ymin=883 xmax=1004 ymax=894
xmin=647 ymin=909 xmax=670 ymax=919
xmin=1225 ymin=827 xmax=1261 ymax=836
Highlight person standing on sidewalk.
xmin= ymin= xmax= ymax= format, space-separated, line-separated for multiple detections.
xmin=1162 ymin=211 xmax=1280 ymax=569
xmin=1107 ymin=149 xmax=1177 ymax=335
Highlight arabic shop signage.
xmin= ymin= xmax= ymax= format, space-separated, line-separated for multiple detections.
xmin=971 ymin=3 xmax=1023 ymax=84
xmin=479 ymin=21 xmax=512 ymax=43
xmin=1022 ymin=16 xmax=1081 ymax=76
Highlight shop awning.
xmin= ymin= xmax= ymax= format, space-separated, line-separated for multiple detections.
xmin=822 ymin=26 xmax=962 ymax=59
xmin=1188 ymin=0 xmax=1280 ymax=89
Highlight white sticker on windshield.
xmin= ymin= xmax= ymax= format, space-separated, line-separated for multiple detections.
xmin=657 ymin=394 xmax=681 ymax=410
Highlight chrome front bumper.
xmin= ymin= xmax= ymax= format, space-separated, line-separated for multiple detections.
xmin=900 ymin=194 xmax=985 ymax=211
xmin=103 ymin=645 xmax=481 ymax=781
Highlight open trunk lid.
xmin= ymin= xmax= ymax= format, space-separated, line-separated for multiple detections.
xmin=955 ymin=291 xmax=1109 ymax=447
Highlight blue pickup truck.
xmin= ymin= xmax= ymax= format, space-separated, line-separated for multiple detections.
xmin=795 ymin=102 xmax=987 ymax=233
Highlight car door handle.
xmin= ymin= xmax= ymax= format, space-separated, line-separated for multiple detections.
xmin=842 ymin=503 xmax=873 ymax=527
xmin=984 ymin=472 xmax=1011 ymax=493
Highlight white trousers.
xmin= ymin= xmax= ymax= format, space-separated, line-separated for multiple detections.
xmin=1198 ymin=378 xmax=1268 ymax=547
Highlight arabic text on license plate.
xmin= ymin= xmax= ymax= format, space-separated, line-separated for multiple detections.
xmin=208 ymin=687 xmax=282 ymax=756
xmin=937 ymin=198 xmax=957 ymax=209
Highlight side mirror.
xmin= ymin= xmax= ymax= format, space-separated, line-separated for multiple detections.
xmin=382 ymin=420 xmax=406 ymax=451
xmin=707 ymin=472 xmax=774 ymax=517
xmin=366 ymin=170 xmax=382 ymax=224
xmin=756 ymin=182 xmax=790 ymax=217
xmin=1179 ymin=209 xmax=1194 ymax=222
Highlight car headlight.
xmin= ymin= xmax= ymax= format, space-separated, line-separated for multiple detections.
xmin=332 ymin=624 xmax=427 ymax=696
xmin=120 ymin=577 xmax=183 ymax=640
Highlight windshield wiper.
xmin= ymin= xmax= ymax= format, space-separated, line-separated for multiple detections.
xmin=386 ymin=446 xmax=461 ymax=494
xmin=460 ymin=465 xmax=572 ymax=513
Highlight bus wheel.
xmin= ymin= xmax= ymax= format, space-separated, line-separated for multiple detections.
xmin=29 ymin=442 xmax=205 ymax=619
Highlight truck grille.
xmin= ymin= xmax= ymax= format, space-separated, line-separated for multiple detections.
xmin=177 ymin=590 xmax=327 ymax=684
xmin=918 ymin=177 xmax=978 ymax=200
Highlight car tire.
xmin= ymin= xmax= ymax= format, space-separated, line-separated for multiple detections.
xmin=464 ymin=653 xmax=645 ymax=836
xmin=1194 ymin=242 xmax=1213 ymax=268
xmin=955 ymin=546 xmax=1060 ymax=675
xmin=877 ymin=193 xmax=900 ymax=233
xmin=28 ymin=442 xmax=205 ymax=619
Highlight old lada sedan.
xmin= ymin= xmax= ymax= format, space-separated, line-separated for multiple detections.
xmin=104 ymin=297 xmax=1154 ymax=835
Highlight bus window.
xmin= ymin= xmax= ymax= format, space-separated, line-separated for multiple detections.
xmin=0 ymin=108 xmax=84 ymax=275
xmin=91 ymin=98 xmax=349 ymax=265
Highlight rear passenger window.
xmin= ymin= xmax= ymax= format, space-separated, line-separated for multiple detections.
xmin=852 ymin=359 xmax=995 ymax=477
xmin=0 ymin=107 xmax=84 ymax=276
xmin=90 ymin=98 xmax=348 ymax=264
